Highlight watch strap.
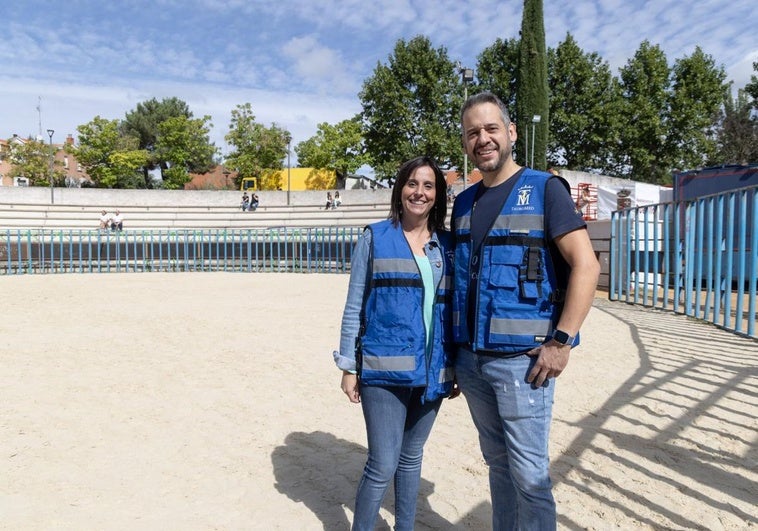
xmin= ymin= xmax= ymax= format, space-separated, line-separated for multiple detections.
xmin=552 ymin=329 xmax=574 ymax=346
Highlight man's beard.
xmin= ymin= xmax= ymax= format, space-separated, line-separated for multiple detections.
xmin=475 ymin=143 xmax=510 ymax=173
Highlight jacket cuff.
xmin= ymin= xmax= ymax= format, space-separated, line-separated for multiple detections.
xmin=332 ymin=350 xmax=357 ymax=372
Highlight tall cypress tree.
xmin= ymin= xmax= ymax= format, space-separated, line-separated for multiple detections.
xmin=516 ymin=0 xmax=549 ymax=170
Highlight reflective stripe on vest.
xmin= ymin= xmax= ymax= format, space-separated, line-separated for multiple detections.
xmin=456 ymin=213 xmax=544 ymax=232
xmin=362 ymin=354 xmax=416 ymax=372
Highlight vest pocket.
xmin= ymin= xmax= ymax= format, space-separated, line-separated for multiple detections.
xmin=487 ymin=247 xmax=522 ymax=288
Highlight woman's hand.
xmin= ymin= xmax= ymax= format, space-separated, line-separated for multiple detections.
xmin=341 ymin=372 xmax=361 ymax=403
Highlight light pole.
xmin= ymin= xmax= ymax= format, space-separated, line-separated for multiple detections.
xmin=285 ymin=135 xmax=292 ymax=206
xmin=458 ymin=64 xmax=474 ymax=189
xmin=530 ymin=115 xmax=541 ymax=169
xmin=46 ymin=129 xmax=55 ymax=204
xmin=525 ymin=123 xmax=528 ymax=168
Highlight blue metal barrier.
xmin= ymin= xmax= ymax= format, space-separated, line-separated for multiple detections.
xmin=610 ymin=186 xmax=757 ymax=338
xmin=0 ymin=227 xmax=363 ymax=275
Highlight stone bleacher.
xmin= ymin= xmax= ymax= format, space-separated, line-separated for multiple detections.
xmin=0 ymin=202 xmax=396 ymax=231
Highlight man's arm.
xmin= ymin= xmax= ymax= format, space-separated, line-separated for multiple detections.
xmin=527 ymin=227 xmax=599 ymax=386
xmin=551 ymin=227 xmax=600 ymax=337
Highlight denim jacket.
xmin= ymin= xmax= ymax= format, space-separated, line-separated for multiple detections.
xmin=334 ymin=226 xmax=448 ymax=373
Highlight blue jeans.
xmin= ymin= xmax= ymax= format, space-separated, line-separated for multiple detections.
xmin=455 ymin=348 xmax=556 ymax=531
xmin=353 ymin=385 xmax=442 ymax=531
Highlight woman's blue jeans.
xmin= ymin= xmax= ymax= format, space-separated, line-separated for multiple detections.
xmin=352 ymin=385 xmax=442 ymax=531
xmin=455 ymin=348 xmax=556 ymax=531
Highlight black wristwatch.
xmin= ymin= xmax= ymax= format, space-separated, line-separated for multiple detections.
xmin=551 ymin=329 xmax=574 ymax=347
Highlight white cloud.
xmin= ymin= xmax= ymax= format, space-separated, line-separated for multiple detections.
xmin=728 ymin=50 xmax=758 ymax=92
xmin=281 ymin=35 xmax=358 ymax=94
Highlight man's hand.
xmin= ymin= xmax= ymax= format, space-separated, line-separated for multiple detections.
xmin=527 ymin=341 xmax=571 ymax=387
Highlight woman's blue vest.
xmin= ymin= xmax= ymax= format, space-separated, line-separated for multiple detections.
xmin=452 ymin=170 xmax=575 ymax=353
xmin=357 ymin=220 xmax=455 ymax=401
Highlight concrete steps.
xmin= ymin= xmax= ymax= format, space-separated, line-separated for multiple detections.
xmin=0 ymin=202 xmax=392 ymax=231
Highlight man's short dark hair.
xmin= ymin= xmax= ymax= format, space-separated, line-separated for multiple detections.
xmin=460 ymin=91 xmax=512 ymax=128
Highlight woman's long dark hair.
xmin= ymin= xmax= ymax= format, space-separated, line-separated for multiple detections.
xmin=388 ymin=156 xmax=448 ymax=232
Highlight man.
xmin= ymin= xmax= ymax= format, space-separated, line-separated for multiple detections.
xmin=451 ymin=92 xmax=599 ymax=530
xmin=111 ymin=209 xmax=123 ymax=231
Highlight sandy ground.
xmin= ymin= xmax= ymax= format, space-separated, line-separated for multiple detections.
xmin=0 ymin=273 xmax=755 ymax=530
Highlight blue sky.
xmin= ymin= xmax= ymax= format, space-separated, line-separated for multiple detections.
xmin=1 ymin=0 xmax=756 ymax=161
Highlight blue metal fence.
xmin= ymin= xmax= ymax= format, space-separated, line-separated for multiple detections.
xmin=0 ymin=227 xmax=364 ymax=275
xmin=609 ymin=185 xmax=757 ymax=338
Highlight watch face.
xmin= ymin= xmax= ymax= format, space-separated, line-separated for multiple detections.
xmin=553 ymin=330 xmax=571 ymax=345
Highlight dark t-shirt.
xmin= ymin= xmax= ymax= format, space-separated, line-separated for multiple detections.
xmin=470 ymin=169 xmax=585 ymax=252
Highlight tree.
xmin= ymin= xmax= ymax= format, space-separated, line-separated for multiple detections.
xmin=547 ymin=33 xmax=624 ymax=174
xmin=122 ymin=97 xmax=191 ymax=153
xmin=69 ymin=116 xmax=148 ymax=188
xmin=8 ymin=137 xmax=65 ymax=186
xmin=714 ymin=88 xmax=758 ymax=164
xmin=121 ymin=97 xmax=215 ymax=186
xmin=475 ymin=38 xmax=520 ymax=118
xmin=359 ymin=35 xmax=462 ymax=180
xmin=224 ymin=103 xmax=290 ymax=190
xmin=745 ymin=61 xmax=758 ymax=105
xmin=155 ymin=115 xmax=218 ymax=189
xmin=516 ymin=0 xmax=550 ymax=170
xmin=666 ymin=47 xmax=728 ymax=171
xmin=295 ymin=117 xmax=370 ymax=186
xmin=618 ymin=41 xmax=671 ymax=183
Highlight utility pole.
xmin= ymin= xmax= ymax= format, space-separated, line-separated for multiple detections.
xmin=47 ymin=129 xmax=55 ymax=204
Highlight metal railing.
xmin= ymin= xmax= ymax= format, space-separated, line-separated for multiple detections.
xmin=0 ymin=227 xmax=364 ymax=275
xmin=609 ymin=186 xmax=757 ymax=338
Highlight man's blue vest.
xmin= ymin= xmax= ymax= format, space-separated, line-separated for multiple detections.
xmin=358 ymin=220 xmax=455 ymax=401
xmin=452 ymin=169 xmax=574 ymax=353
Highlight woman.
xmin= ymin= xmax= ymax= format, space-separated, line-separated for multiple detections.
xmin=333 ymin=156 xmax=456 ymax=531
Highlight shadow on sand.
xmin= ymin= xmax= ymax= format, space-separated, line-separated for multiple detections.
xmin=272 ymin=430 xmax=490 ymax=530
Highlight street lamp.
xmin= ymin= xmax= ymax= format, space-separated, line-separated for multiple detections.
xmin=530 ymin=115 xmax=541 ymax=169
xmin=459 ymin=66 xmax=475 ymax=188
xmin=46 ymin=129 xmax=55 ymax=204
xmin=285 ymin=134 xmax=292 ymax=206
xmin=457 ymin=64 xmax=474 ymax=189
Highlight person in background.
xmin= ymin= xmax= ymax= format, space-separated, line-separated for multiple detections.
xmin=241 ymin=192 xmax=250 ymax=212
xmin=325 ymin=192 xmax=333 ymax=210
xmin=333 ymin=191 xmax=342 ymax=209
xmin=446 ymin=185 xmax=455 ymax=204
xmin=575 ymin=184 xmax=592 ymax=212
xmin=111 ymin=209 xmax=123 ymax=231
xmin=99 ymin=210 xmax=111 ymax=230
xmin=334 ymin=156 xmax=457 ymax=531
xmin=250 ymin=193 xmax=259 ymax=211
xmin=452 ymin=91 xmax=599 ymax=530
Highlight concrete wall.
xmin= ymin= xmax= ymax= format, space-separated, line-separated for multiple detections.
xmin=558 ymin=169 xmax=639 ymax=190
xmin=587 ymin=220 xmax=611 ymax=290
xmin=0 ymin=168 xmax=638 ymax=208
xmin=0 ymin=186 xmax=393 ymax=208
